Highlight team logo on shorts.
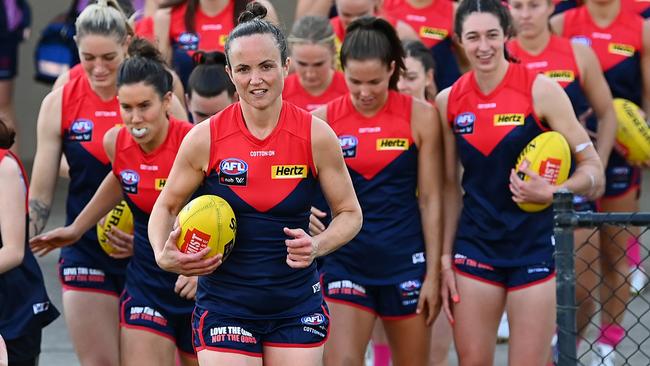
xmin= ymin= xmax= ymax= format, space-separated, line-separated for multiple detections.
xmin=570 ymin=36 xmax=591 ymax=46
xmin=339 ymin=135 xmax=358 ymax=158
xmin=120 ymin=170 xmax=140 ymax=194
xmin=69 ymin=119 xmax=94 ymax=141
xmin=177 ymin=32 xmax=199 ymax=51
xmin=399 ymin=280 xmax=422 ymax=292
xmin=301 ymin=313 xmax=325 ymax=326
xmin=454 ymin=112 xmax=475 ymax=134
xmin=219 ymin=158 xmax=248 ymax=186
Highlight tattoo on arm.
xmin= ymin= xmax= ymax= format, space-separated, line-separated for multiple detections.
xmin=29 ymin=200 xmax=51 ymax=237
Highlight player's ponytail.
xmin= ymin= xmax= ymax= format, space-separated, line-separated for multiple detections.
xmin=188 ymin=51 xmax=235 ymax=99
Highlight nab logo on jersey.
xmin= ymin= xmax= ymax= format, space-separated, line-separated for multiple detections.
xmin=177 ymin=32 xmax=199 ymax=51
xmin=120 ymin=170 xmax=140 ymax=194
xmin=339 ymin=135 xmax=358 ymax=158
xmin=69 ymin=119 xmax=94 ymax=141
xmin=272 ymin=165 xmax=308 ymax=179
xmin=300 ymin=313 xmax=325 ymax=326
xmin=376 ymin=138 xmax=409 ymax=150
xmin=454 ymin=112 xmax=475 ymax=134
xmin=219 ymin=158 xmax=248 ymax=186
xmin=494 ymin=114 xmax=525 ymax=126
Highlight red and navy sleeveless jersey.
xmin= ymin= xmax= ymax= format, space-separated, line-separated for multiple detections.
xmin=0 ymin=150 xmax=59 ymax=339
xmin=382 ymin=0 xmax=461 ymax=89
xmin=194 ymin=101 xmax=321 ymax=319
xmin=283 ymin=71 xmax=348 ymax=112
xmin=508 ymin=36 xmax=591 ymax=130
xmin=447 ymin=63 xmax=553 ymax=266
xmin=67 ymin=63 xmax=84 ymax=82
xmin=113 ymin=118 xmax=193 ymax=312
xmin=61 ymin=73 xmax=128 ymax=273
xmin=321 ymin=91 xmax=426 ymax=284
xmin=623 ymin=0 xmax=650 ymax=18
xmin=169 ymin=1 xmax=233 ymax=55
xmin=134 ymin=16 xmax=155 ymax=42
xmin=562 ymin=5 xmax=644 ymax=105
xmin=552 ymin=0 xmax=579 ymax=14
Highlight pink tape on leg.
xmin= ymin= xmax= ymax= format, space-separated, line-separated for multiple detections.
xmin=597 ymin=324 xmax=625 ymax=347
xmin=373 ymin=344 xmax=392 ymax=366
xmin=627 ymin=237 xmax=641 ymax=267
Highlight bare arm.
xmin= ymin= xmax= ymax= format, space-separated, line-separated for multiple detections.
xmin=28 ymin=89 xmax=63 ymax=237
xmin=0 ymin=157 xmax=26 ymax=273
xmin=549 ymin=13 xmax=564 ymax=35
xmin=170 ymin=93 xmax=189 ymax=121
xmin=295 ymin=0 xmax=334 ymax=18
xmin=310 ymin=116 xmax=362 ymax=257
xmin=52 ymin=70 xmax=70 ymax=90
xmin=574 ymin=43 xmax=617 ymax=166
xmin=532 ymin=75 xmax=605 ymax=199
xmin=153 ymin=8 xmax=172 ymax=64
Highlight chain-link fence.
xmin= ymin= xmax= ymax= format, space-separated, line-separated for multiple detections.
xmin=554 ymin=191 xmax=650 ymax=366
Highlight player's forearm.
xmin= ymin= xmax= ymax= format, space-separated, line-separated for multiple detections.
xmin=148 ymin=201 xmax=177 ymax=256
xmin=70 ymin=174 xmax=123 ymax=235
xmin=419 ymin=194 xmax=442 ymax=276
xmin=315 ymin=207 xmax=362 ymax=257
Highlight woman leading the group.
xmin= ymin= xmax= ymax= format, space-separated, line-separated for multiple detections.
xmin=438 ymin=0 xmax=604 ymax=364
xmin=148 ymin=3 xmax=362 ymax=366
xmin=30 ymin=43 xmax=198 ymax=366
xmin=312 ymin=16 xmax=443 ymax=366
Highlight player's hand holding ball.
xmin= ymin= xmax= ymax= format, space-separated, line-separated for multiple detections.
xmin=284 ymin=227 xmax=319 ymax=268
xmin=156 ymin=220 xmax=222 ymax=276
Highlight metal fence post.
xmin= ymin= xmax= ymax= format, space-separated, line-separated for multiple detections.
xmin=554 ymin=189 xmax=578 ymax=366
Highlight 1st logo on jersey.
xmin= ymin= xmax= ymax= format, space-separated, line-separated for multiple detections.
xmin=454 ymin=112 xmax=475 ymax=134
xmin=339 ymin=135 xmax=358 ymax=158
xmin=69 ymin=119 xmax=94 ymax=141
xmin=219 ymin=158 xmax=248 ymax=186
xmin=120 ymin=169 xmax=140 ymax=194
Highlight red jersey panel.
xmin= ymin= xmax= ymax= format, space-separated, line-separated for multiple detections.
xmin=68 ymin=63 xmax=84 ymax=82
xmin=283 ymin=71 xmax=348 ymax=112
xmin=169 ymin=1 xmax=234 ymax=54
xmin=135 ymin=16 xmax=155 ymax=42
xmin=622 ymin=0 xmax=650 ymax=18
xmin=382 ymin=0 xmax=453 ymax=49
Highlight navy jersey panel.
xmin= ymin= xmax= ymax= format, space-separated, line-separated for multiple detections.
xmin=447 ymin=63 xmax=554 ymax=267
xmin=321 ymin=92 xmax=426 ymax=285
xmin=195 ymin=102 xmax=323 ymax=319
xmin=113 ymin=118 xmax=194 ymax=314
xmin=0 ymin=150 xmax=60 ymax=340
xmin=431 ymin=38 xmax=462 ymax=90
xmin=60 ymin=74 xmax=128 ymax=274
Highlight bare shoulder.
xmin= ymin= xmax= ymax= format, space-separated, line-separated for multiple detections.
xmin=311 ymin=105 xmax=328 ymax=122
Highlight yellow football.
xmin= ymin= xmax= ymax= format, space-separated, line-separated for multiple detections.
xmin=515 ymin=131 xmax=572 ymax=212
xmin=613 ymin=98 xmax=650 ymax=164
xmin=176 ymin=195 xmax=236 ymax=260
xmin=97 ymin=201 xmax=134 ymax=254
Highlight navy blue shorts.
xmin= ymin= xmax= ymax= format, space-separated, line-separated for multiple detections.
xmin=58 ymin=258 xmax=125 ymax=297
xmin=321 ymin=273 xmax=423 ymax=319
xmin=192 ymin=303 xmax=330 ymax=357
xmin=120 ymin=288 xmax=195 ymax=356
xmin=604 ymin=151 xmax=641 ymax=198
xmin=453 ymin=254 xmax=555 ymax=290
xmin=4 ymin=327 xmax=41 ymax=364
xmin=0 ymin=35 xmax=19 ymax=80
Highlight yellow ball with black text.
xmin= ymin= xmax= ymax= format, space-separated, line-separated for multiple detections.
xmin=176 ymin=195 xmax=236 ymax=260
xmin=97 ymin=201 xmax=134 ymax=254
xmin=515 ymin=131 xmax=571 ymax=212
xmin=613 ymin=98 xmax=650 ymax=164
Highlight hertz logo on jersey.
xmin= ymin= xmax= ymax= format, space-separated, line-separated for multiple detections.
xmin=544 ymin=70 xmax=575 ymax=82
xmin=419 ymin=26 xmax=448 ymax=40
xmin=376 ymin=138 xmax=409 ymax=150
xmin=154 ymin=178 xmax=167 ymax=191
xmin=608 ymin=43 xmax=635 ymax=57
xmin=271 ymin=165 xmax=308 ymax=179
xmin=493 ymin=114 xmax=525 ymax=126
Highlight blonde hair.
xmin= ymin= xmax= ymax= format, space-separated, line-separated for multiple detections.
xmin=76 ymin=0 xmax=132 ymax=44
xmin=288 ymin=16 xmax=336 ymax=54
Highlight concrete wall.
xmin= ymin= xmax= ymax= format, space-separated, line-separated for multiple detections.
xmin=14 ymin=0 xmax=297 ymax=163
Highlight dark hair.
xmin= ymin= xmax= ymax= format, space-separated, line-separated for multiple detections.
xmin=188 ymin=51 xmax=235 ymax=98
xmin=161 ymin=0 xmax=249 ymax=34
xmin=224 ymin=2 xmax=288 ymax=66
xmin=288 ymin=16 xmax=336 ymax=54
xmin=117 ymin=37 xmax=173 ymax=97
xmin=454 ymin=0 xmax=517 ymax=62
xmin=340 ymin=16 xmax=405 ymax=90
xmin=0 ymin=118 xmax=15 ymax=149
xmin=403 ymin=40 xmax=435 ymax=73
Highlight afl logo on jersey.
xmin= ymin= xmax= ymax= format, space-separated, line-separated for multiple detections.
xmin=399 ymin=280 xmax=422 ymax=292
xmin=339 ymin=135 xmax=358 ymax=158
xmin=301 ymin=313 xmax=325 ymax=326
xmin=219 ymin=158 xmax=248 ymax=186
xmin=177 ymin=32 xmax=199 ymax=51
xmin=120 ymin=170 xmax=140 ymax=194
xmin=69 ymin=119 xmax=94 ymax=141
xmin=454 ymin=112 xmax=475 ymax=134
xmin=570 ymin=36 xmax=591 ymax=46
